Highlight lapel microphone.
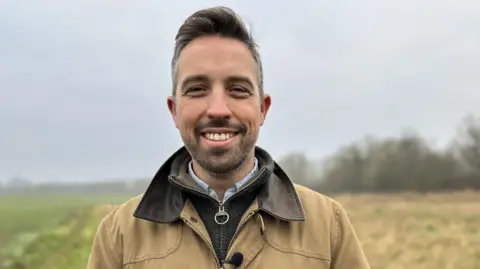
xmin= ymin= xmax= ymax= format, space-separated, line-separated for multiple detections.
xmin=223 ymin=252 xmax=243 ymax=268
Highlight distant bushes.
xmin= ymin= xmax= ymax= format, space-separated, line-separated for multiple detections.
xmin=278 ymin=114 xmax=480 ymax=193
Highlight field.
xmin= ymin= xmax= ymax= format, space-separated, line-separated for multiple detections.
xmin=0 ymin=192 xmax=479 ymax=269
xmin=0 ymin=195 xmax=129 ymax=269
xmin=339 ymin=191 xmax=480 ymax=269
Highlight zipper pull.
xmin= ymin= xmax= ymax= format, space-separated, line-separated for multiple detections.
xmin=214 ymin=201 xmax=230 ymax=225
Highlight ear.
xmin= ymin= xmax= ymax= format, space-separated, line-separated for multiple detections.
xmin=260 ymin=94 xmax=271 ymax=126
xmin=167 ymin=96 xmax=180 ymax=129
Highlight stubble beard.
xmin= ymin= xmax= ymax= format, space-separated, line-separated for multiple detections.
xmin=184 ymin=133 xmax=256 ymax=178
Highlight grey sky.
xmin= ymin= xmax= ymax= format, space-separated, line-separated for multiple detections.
xmin=1 ymin=0 xmax=479 ymax=183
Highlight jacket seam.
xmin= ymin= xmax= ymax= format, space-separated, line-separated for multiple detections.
xmin=262 ymin=228 xmax=331 ymax=262
xmin=102 ymin=206 xmax=121 ymax=234
xmin=122 ymin=224 xmax=183 ymax=265
xmin=99 ymin=217 xmax=124 ymax=265
xmin=332 ymin=205 xmax=341 ymax=258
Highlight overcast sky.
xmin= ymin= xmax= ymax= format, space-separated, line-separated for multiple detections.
xmin=1 ymin=0 xmax=479 ymax=183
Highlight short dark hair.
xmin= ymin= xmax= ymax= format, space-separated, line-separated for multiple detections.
xmin=171 ymin=6 xmax=263 ymax=97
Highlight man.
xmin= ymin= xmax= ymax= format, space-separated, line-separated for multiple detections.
xmin=87 ymin=6 xmax=370 ymax=269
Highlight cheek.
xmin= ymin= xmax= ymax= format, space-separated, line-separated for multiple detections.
xmin=232 ymin=104 xmax=263 ymax=129
xmin=176 ymin=104 xmax=203 ymax=131
xmin=178 ymin=116 xmax=196 ymax=131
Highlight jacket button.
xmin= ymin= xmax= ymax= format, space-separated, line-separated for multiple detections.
xmin=190 ymin=216 xmax=198 ymax=223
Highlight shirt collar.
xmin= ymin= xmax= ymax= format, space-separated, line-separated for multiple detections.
xmin=188 ymin=158 xmax=259 ymax=194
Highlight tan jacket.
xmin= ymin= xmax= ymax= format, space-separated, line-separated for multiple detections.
xmin=87 ymin=147 xmax=370 ymax=269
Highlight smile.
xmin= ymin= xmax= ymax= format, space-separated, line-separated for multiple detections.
xmin=203 ymin=132 xmax=237 ymax=141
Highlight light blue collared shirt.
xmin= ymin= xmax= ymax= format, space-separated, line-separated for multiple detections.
xmin=188 ymin=158 xmax=259 ymax=203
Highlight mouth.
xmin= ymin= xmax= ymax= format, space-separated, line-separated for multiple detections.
xmin=200 ymin=130 xmax=240 ymax=147
xmin=202 ymin=132 xmax=237 ymax=141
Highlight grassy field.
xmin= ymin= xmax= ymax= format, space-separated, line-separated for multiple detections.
xmin=338 ymin=191 xmax=480 ymax=269
xmin=0 ymin=191 xmax=478 ymax=269
xmin=0 ymin=195 xmax=129 ymax=269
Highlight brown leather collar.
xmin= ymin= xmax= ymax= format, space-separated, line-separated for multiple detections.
xmin=133 ymin=146 xmax=306 ymax=223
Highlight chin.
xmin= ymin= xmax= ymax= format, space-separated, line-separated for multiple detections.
xmin=203 ymin=160 xmax=243 ymax=174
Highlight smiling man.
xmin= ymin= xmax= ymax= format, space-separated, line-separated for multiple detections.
xmin=170 ymin=33 xmax=265 ymax=196
xmin=87 ymin=6 xmax=370 ymax=269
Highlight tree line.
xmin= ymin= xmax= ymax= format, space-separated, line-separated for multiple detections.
xmin=2 ymin=113 xmax=480 ymax=195
xmin=279 ymin=113 xmax=480 ymax=193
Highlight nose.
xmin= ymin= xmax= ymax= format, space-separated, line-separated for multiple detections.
xmin=206 ymin=90 xmax=232 ymax=119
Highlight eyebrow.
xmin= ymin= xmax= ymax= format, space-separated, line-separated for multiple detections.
xmin=180 ymin=74 xmax=209 ymax=91
xmin=179 ymin=74 xmax=256 ymax=92
xmin=225 ymin=75 xmax=255 ymax=89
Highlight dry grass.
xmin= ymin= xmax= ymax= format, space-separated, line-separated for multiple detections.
xmin=334 ymin=191 xmax=480 ymax=269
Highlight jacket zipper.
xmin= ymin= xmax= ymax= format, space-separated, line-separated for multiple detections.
xmin=217 ymin=168 xmax=268 ymax=263
xmin=182 ymin=217 xmax=224 ymax=269
xmin=222 ymin=167 xmax=267 ymax=204
xmin=169 ymin=167 xmax=268 ymax=267
xmin=169 ymin=167 xmax=267 ymax=223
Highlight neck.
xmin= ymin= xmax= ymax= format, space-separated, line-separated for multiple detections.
xmin=192 ymin=152 xmax=256 ymax=199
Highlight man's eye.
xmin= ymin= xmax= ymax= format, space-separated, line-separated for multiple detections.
xmin=185 ymin=86 xmax=207 ymax=95
xmin=190 ymin=86 xmax=205 ymax=92
xmin=230 ymin=86 xmax=249 ymax=93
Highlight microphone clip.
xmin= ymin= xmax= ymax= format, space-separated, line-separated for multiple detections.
xmin=222 ymin=252 xmax=243 ymax=268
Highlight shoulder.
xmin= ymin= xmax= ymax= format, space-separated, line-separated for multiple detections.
xmin=96 ymin=194 xmax=144 ymax=231
xmin=291 ymin=184 xmax=356 ymax=250
xmin=293 ymin=183 xmax=348 ymax=221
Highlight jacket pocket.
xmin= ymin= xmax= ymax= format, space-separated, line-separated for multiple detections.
xmin=251 ymin=214 xmax=332 ymax=268
xmin=122 ymin=221 xmax=183 ymax=267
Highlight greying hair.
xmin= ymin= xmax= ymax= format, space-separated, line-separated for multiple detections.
xmin=170 ymin=6 xmax=263 ymax=97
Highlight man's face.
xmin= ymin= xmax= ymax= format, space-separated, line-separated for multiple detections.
xmin=167 ymin=36 xmax=271 ymax=175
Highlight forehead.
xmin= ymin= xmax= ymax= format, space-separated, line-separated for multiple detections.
xmin=176 ymin=36 xmax=258 ymax=86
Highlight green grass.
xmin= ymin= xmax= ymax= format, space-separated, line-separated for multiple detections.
xmin=0 ymin=194 xmax=129 ymax=269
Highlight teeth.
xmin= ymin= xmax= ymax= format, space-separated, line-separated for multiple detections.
xmin=205 ymin=133 xmax=235 ymax=141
